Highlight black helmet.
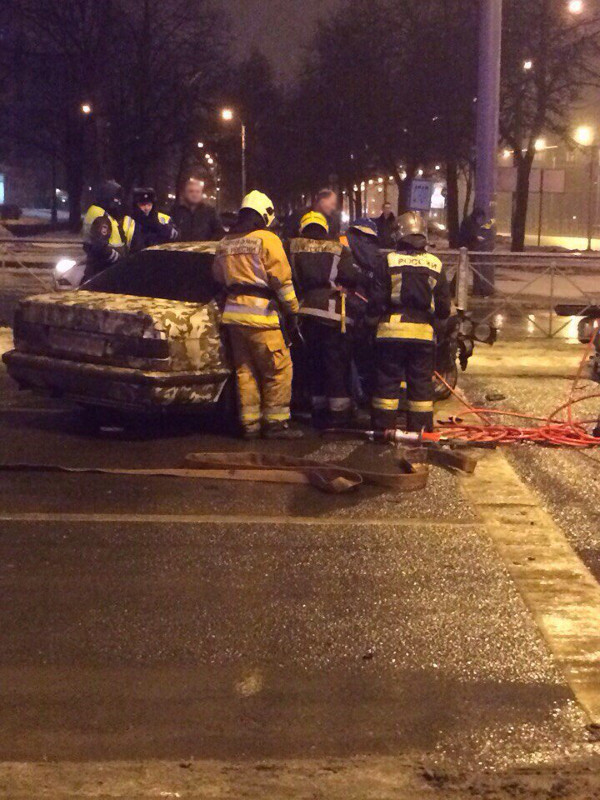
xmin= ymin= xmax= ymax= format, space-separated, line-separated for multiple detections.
xmin=132 ymin=187 xmax=156 ymax=205
xmin=95 ymin=180 xmax=123 ymax=215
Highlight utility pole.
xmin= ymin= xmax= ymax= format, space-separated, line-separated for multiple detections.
xmin=474 ymin=0 xmax=502 ymax=295
xmin=241 ymin=123 xmax=247 ymax=199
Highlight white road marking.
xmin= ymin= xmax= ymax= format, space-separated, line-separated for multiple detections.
xmin=0 ymin=511 xmax=472 ymax=527
xmin=462 ymin=449 xmax=600 ymax=726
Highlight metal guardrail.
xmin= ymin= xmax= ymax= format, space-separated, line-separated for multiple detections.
xmin=455 ymin=248 xmax=600 ymax=338
xmin=0 ymin=237 xmax=84 ymax=295
xmin=1 ymin=238 xmax=599 ymax=338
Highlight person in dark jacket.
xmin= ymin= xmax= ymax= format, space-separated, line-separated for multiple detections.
xmin=458 ymin=208 xmax=486 ymax=251
xmin=290 ymin=210 xmax=368 ymax=428
xmin=283 ymin=188 xmax=340 ymax=241
xmin=376 ymin=202 xmax=397 ymax=249
xmin=129 ymin=187 xmax=178 ymax=251
xmin=346 ymin=218 xmax=385 ymax=285
xmin=346 ymin=218 xmax=387 ymax=400
xmin=171 ymin=178 xmax=224 ymax=242
xmin=369 ymin=211 xmax=451 ymax=433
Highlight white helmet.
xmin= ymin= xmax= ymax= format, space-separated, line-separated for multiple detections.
xmin=241 ymin=190 xmax=275 ymax=228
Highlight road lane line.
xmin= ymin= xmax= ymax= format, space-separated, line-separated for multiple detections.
xmin=461 ymin=449 xmax=600 ymax=726
xmin=0 ymin=511 xmax=473 ymax=528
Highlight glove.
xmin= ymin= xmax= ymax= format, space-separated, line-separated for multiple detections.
xmin=285 ymin=314 xmax=299 ymax=337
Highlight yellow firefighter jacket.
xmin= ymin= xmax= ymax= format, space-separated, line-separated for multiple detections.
xmin=213 ymin=229 xmax=299 ymax=329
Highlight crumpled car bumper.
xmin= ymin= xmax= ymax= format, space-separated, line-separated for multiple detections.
xmin=2 ymin=350 xmax=231 ymax=411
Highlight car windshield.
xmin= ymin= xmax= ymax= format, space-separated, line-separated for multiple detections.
xmin=84 ymin=248 xmax=218 ymax=304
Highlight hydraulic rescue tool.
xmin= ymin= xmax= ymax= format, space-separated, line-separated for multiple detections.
xmin=322 ymin=428 xmax=498 ymax=449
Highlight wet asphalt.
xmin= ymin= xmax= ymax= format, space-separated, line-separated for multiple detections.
xmin=463 ymin=311 xmax=600 ymax=583
xmin=0 ymin=325 xmax=599 ymax=777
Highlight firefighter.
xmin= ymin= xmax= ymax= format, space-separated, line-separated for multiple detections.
xmin=213 ymin=191 xmax=301 ymax=440
xmin=129 ymin=187 xmax=178 ymax=251
xmin=346 ymin=218 xmax=387 ymax=402
xmin=369 ymin=211 xmax=451 ymax=433
xmin=291 ymin=211 xmax=368 ymax=428
xmin=82 ymin=180 xmax=135 ymax=280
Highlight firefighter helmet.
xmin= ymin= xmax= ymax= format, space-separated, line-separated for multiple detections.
xmin=300 ymin=211 xmax=329 ymax=234
xmin=241 ymin=191 xmax=275 ymax=228
xmin=396 ymin=211 xmax=427 ymax=247
xmin=349 ymin=217 xmax=378 ymax=238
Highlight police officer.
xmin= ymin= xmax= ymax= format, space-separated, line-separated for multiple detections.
xmin=291 ymin=211 xmax=367 ymax=428
xmin=369 ymin=211 xmax=451 ymax=433
xmin=129 ymin=187 xmax=178 ymax=251
xmin=82 ymin=180 xmax=135 ymax=280
xmin=212 ymin=191 xmax=301 ymax=440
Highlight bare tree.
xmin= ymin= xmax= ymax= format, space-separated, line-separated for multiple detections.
xmin=2 ymin=0 xmax=231 ymax=227
xmin=105 ymin=0 xmax=230 ymax=191
xmin=2 ymin=0 xmax=118 ymax=227
xmin=500 ymin=0 xmax=600 ymax=250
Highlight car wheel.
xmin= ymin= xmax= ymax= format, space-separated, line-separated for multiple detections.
xmin=433 ymin=361 xmax=458 ymax=402
xmin=578 ymin=317 xmax=595 ymax=344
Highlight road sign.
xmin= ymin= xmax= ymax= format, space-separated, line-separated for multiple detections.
xmin=409 ymin=180 xmax=434 ymax=211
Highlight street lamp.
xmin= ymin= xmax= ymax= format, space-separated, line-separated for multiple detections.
xmin=81 ymin=103 xmax=92 ymax=115
xmin=568 ymin=0 xmax=584 ymax=14
xmin=574 ymin=124 xmax=594 ymax=147
xmin=523 ymin=59 xmax=533 ymax=71
xmin=573 ymin=125 xmax=597 ymax=250
xmin=221 ymin=107 xmax=247 ymax=198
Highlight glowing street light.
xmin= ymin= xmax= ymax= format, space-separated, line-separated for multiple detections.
xmin=568 ymin=0 xmax=584 ymax=14
xmin=574 ymin=124 xmax=595 ymax=147
xmin=197 ymin=141 xmax=204 ymax=148
xmin=220 ymin=107 xmax=247 ymax=198
xmin=535 ymin=138 xmax=547 ymax=151
xmin=523 ymin=59 xmax=533 ymax=71
xmin=81 ymin=103 xmax=92 ymax=115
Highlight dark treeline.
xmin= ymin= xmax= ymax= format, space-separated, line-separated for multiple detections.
xmin=1 ymin=0 xmax=599 ymax=248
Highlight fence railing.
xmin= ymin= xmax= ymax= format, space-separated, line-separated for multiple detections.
xmin=1 ymin=238 xmax=600 ymax=338
xmin=451 ymin=248 xmax=600 ymax=338
xmin=0 ymin=237 xmax=84 ymax=296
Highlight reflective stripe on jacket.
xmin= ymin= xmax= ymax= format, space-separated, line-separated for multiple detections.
xmin=121 ymin=215 xmax=136 ymax=247
xmin=290 ymin=237 xmax=367 ymax=328
xmin=373 ymin=250 xmax=451 ymax=343
xmin=213 ymin=229 xmax=299 ymax=329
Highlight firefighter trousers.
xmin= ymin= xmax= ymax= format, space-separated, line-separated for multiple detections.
xmin=372 ymin=340 xmax=434 ymax=432
xmin=227 ymin=325 xmax=293 ymax=435
xmin=302 ymin=318 xmax=352 ymax=426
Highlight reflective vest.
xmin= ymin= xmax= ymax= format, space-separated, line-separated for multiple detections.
xmin=213 ymin=229 xmax=298 ymax=329
xmin=376 ymin=251 xmax=444 ymax=344
xmin=290 ymin=237 xmax=366 ymax=329
xmin=83 ymin=205 xmax=136 ymax=250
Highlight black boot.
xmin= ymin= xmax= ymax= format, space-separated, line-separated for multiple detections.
xmin=262 ymin=421 xmax=304 ymax=440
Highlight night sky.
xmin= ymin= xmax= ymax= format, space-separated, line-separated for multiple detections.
xmin=226 ymin=0 xmax=338 ymax=82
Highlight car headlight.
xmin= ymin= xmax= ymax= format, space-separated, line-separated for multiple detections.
xmin=55 ymin=258 xmax=77 ymax=275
